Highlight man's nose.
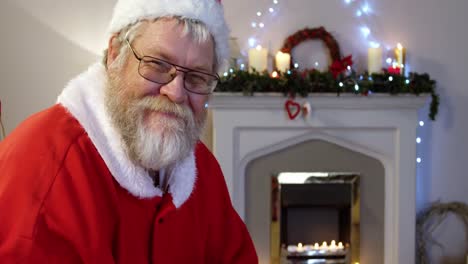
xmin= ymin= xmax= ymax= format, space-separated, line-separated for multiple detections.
xmin=159 ymin=72 xmax=187 ymax=104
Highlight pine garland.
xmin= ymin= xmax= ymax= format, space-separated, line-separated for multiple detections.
xmin=216 ymin=69 xmax=439 ymax=120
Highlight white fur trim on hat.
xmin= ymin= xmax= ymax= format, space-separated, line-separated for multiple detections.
xmin=108 ymin=0 xmax=230 ymax=73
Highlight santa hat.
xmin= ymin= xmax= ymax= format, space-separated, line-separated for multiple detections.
xmin=108 ymin=0 xmax=230 ymax=72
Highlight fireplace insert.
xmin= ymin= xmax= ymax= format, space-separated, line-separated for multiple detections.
xmin=271 ymin=172 xmax=360 ymax=264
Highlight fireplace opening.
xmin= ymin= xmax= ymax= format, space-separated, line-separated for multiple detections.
xmin=271 ymin=173 xmax=360 ymax=264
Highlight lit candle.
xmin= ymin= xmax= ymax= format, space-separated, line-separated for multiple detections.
xmin=321 ymin=241 xmax=328 ymax=250
xmin=248 ymin=45 xmax=268 ymax=72
xmin=297 ymin=243 xmax=304 ymax=252
xmin=314 ymin=243 xmax=320 ymax=250
xmin=394 ymin=43 xmax=406 ymax=74
xmin=368 ymin=46 xmax=383 ymax=74
xmin=275 ymin=51 xmax=291 ymax=73
xmin=330 ymin=240 xmax=337 ymax=251
xmin=338 ymin=242 xmax=344 ymax=249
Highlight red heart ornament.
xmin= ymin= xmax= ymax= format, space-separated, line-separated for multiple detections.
xmin=285 ymin=99 xmax=301 ymax=120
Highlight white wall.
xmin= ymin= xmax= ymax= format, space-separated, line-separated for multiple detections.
xmin=1 ymin=0 xmax=467 ymax=262
xmin=0 ymin=0 xmax=99 ymax=133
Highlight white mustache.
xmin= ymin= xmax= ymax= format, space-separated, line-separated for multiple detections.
xmin=135 ymin=96 xmax=193 ymax=122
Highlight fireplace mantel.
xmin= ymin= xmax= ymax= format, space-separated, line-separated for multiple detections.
xmin=210 ymin=92 xmax=428 ymax=110
xmin=209 ymin=93 xmax=428 ymax=264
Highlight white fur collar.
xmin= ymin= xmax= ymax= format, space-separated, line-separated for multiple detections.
xmin=57 ymin=62 xmax=196 ymax=207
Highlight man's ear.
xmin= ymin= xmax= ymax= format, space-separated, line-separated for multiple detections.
xmin=106 ymin=34 xmax=120 ymax=68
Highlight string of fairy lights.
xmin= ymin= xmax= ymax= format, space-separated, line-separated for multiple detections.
xmin=240 ymin=0 xmax=427 ymax=166
xmin=247 ymin=0 xmax=279 ymax=49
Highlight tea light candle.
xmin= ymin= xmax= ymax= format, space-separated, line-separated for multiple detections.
xmin=248 ymin=45 xmax=268 ymax=72
xmin=321 ymin=241 xmax=328 ymax=250
xmin=314 ymin=243 xmax=320 ymax=250
xmin=297 ymin=243 xmax=304 ymax=252
xmin=338 ymin=242 xmax=344 ymax=249
xmin=368 ymin=47 xmax=383 ymax=74
xmin=275 ymin=51 xmax=291 ymax=73
xmin=330 ymin=240 xmax=337 ymax=251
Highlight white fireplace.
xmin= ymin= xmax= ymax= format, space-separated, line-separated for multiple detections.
xmin=209 ymin=93 xmax=428 ymax=264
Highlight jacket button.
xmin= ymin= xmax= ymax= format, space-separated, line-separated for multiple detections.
xmin=159 ymin=218 xmax=164 ymax=224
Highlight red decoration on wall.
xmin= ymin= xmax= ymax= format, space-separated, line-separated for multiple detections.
xmin=285 ymin=99 xmax=301 ymax=120
xmin=330 ymin=55 xmax=354 ymax=78
xmin=387 ymin=66 xmax=401 ymax=75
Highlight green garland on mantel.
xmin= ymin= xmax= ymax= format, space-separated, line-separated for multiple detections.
xmin=216 ymin=69 xmax=439 ymax=121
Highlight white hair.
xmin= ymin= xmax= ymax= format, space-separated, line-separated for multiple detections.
xmin=104 ymin=17 xmax=216 ymax=71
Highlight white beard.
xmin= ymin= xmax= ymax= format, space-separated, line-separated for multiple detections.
xmin=132 ymin=97 xmax=202 ymax=171
xmin=105 ymin=70 xmax=206 ymax=171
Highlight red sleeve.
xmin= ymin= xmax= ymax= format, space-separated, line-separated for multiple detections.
xmin=0 ymin=107 xmax=118 ymax=263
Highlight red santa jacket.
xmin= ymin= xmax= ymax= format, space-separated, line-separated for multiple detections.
xmin=0 ymin=63 xmax=258 ymax=263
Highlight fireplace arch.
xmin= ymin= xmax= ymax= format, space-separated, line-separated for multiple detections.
xmin=244 ymin=138 xmax=385 ymax=264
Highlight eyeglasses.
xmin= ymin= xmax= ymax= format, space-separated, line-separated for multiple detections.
xmin=125 ymin=38 xmax=219 ymax=95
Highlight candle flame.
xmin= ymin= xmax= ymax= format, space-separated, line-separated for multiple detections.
xmin=397 ymin=43 xmax=403 ymax=50
xmin=271 ymin=71 xmax=279 ymax=78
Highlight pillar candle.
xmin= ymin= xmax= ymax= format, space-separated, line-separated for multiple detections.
xmin=368 ymin=47 xmax=383 ymax=74
xmin=275 ymin=51 xmax=291 ymax=73
xmin=394 ymin=43 xmax=406 ymax=74
xmin=248 ymin=45 xmax=268 ymax=72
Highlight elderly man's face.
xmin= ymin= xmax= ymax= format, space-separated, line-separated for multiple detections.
xmin=105 ymin=18 xmax=214 ymax=170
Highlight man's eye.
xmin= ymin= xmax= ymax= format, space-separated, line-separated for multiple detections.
xmin=186 ymin=73 xmax=208 ymax=85
xmin=148 ymin=60 xmax=171 ymax=72
xmin=141 ymin=58 xmax=171 ymax=73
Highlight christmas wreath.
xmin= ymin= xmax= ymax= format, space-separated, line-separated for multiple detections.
xmin=280 ymin=27 xmax=342 ymax=65
xmin=280 ymin=26 xmax=353 ymax=78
